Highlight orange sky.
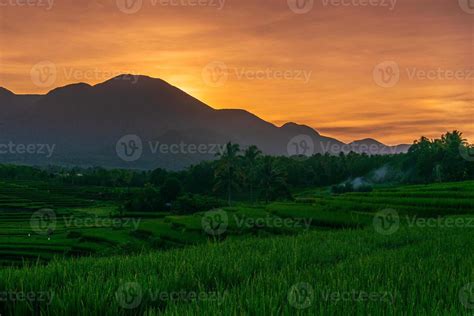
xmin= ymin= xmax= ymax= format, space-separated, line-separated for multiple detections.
xmin=0 ymin=0 xmax=472 ymax=144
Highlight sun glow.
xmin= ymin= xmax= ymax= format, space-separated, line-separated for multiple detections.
xmin=0 ymin=0 xmax=472 ymax=144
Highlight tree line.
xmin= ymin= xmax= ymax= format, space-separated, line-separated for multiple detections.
xmin=0 ymin=131 xmax=472 ymax=210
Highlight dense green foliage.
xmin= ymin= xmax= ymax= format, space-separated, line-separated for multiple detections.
xmin=0 ymin=131 xmax=473 ymax=315
xmin=404 ymin=131 xmax=474 ymax=182
xmin=0 ymin=132 xmax=471 ymax=207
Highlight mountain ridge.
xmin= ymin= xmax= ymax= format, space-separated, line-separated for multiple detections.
xmin=0 ymin=75 xmax=410 ymax=170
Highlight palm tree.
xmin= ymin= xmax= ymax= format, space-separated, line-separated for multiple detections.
xmin=258 ymin=156 xmax=286 ymax=203
xmin=214 ymin=142 xmax=242 ymax=205
xmin=243 ymin=145 xmax=262 ymax=203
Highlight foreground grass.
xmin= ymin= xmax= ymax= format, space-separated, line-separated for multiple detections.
xmin=1 ymin=181 xmax=474 ymax=314
xmin=1 ymin=222 xmax=473 ymax=315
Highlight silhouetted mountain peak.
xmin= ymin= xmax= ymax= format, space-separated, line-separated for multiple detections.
xmin=46 ymin=83 xmax=92 ymax=97
xmin=280 ymin=122 xmax=320 ymax=136
xmin=0 ymin=87 xmax=14 ymax=97
xmin=92 ymin=74 xmax=208 ymax=110
xmin=95 ymin=74 xmax=172 ymax=90
xmin=350 ymin=138 xmax=384 ymax=146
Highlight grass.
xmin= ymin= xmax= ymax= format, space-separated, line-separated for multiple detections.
xmin=0 ymin=223 xmax=473 ymax=315
xmin=1 ymin=181 xmax=474 ymax=264
xmin=1 ymin=180 xmax=474 ymax=314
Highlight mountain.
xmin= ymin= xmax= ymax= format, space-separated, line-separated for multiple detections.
xmin=0 ymin=87 xmax=14 ymax=97
xmin=0 ymin=75 xmax=409 ymax=170
xmin=0 ymin=88 xmax=40 ymax=118
xmin=349 ymin=138 xmax=411 ymax=155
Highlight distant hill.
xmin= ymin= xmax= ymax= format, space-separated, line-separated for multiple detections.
xmin=0 ymin=75 xmax=410 ymax=170
xmin=349 ymin=138 xmax=410 ymax=155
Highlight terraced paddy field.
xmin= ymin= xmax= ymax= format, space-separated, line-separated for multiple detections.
xmin=1 ymin=180 xmax=474 ymax=266
xmin=1 ymin=212 xmax=473 ymax=314
xmin=1 ymin=181 xmax=473 ymax=314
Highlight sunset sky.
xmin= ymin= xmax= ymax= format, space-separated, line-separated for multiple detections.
xmin=0 ymin=0 xmax=472 ymax=144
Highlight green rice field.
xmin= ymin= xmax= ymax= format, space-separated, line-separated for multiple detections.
xmin=1 ymin=180 xmax=474 ymax=315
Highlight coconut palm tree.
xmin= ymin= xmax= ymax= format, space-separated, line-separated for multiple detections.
xmin=258 ymin=156 xmax=286 ymax=203
xmin=214 ymin=142 xmax=242 ymax=205
xmin=243 ymin=145 xmax=262 ymax=203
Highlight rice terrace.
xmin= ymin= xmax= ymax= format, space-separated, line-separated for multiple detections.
xmin=0 ymin=134 xmax=474 ymax=315
xmin=1 ymin=0 xmax=473 ymax=315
